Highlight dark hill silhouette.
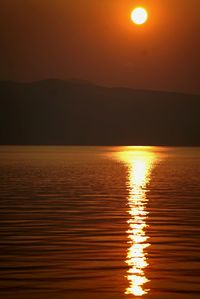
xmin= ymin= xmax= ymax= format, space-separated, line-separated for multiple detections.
xmin=0 ymin=80 xmax=199 ymax=145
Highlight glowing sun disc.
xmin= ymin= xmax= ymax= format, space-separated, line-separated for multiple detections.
xmin=131 ymin=7 xmax=148 ymax=25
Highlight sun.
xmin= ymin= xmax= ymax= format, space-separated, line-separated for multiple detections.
xmin=131 ymin=7 xmax=148 ymax=25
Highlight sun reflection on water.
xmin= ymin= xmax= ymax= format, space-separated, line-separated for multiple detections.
xmin=118 ymin=148 xmax=156 ymax=297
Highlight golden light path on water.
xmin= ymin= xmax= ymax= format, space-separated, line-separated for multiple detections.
xmin=118 ymin=147 xmax=156 ymax=297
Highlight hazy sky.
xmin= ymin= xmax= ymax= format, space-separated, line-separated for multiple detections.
xmin=0 ymin=0 xmax=199 ymax=94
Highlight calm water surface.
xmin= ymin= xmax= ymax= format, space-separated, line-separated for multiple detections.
xmin=0 ymin=146 xmax=200 ymax=299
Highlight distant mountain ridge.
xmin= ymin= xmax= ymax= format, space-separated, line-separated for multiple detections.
xmin=0 ymin=79 xmax=199 ymax=145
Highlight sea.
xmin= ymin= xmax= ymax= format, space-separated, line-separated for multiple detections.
xmin=0 ymin=146 xmax=200 ymax=299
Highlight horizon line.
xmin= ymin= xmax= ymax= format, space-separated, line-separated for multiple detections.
xmin=0 ymin=78 xmax=199 ymax=97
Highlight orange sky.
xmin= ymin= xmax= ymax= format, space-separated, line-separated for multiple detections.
xmin=0 ymin=0 xmax=199 ymax=94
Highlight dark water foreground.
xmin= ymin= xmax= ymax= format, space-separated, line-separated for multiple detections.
xmin=0 ymin=146 xmax=200 ymax=299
